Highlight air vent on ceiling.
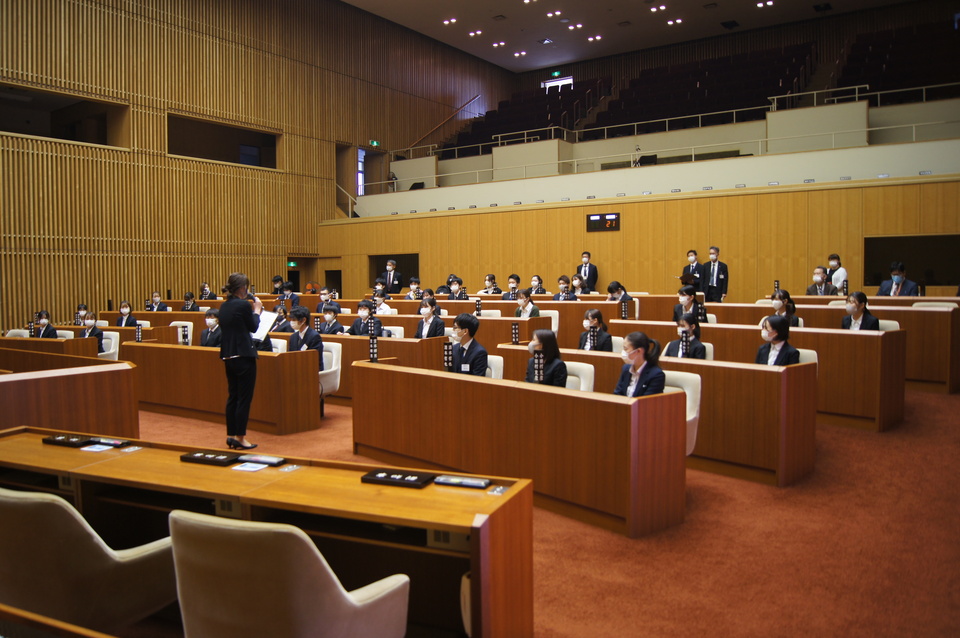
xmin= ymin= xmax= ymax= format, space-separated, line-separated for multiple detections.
xmin=703 ymin=2 xmax=718 ymax=8
xmin=491 ymin=14 xmax=507 ymax=22
xmin=813 ymin=3 xmax=833 ymax=12
xmin=618 ymin=21 xmax=632 ymax=27
xmin=721 ymin=20 xmax=740 ymax=30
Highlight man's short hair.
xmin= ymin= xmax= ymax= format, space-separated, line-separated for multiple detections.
xmin=454 ymin=313 xmax=480 ymax=337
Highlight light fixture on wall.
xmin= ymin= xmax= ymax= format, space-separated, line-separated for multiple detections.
xmin=919 ymin=170 xmax=932 ymax=175
xmin=586 ymin=195 xmax=596 ymax=199
xmin=768 ymin=181 xmax=779 ymax=185
xmin=642 ymin=191 xmax=652 ymax=195
xmin=840 ymin=176 xmax=851 ymax=180
xmin=735 ymin=184 xmax=746 ymax=188
xmin=877 ymin=173 xmax=889 ymax=178
xmin=514 ymin=201 xmax=522 ymax=205
xmin=616 ymin=192 xmax=625 ymax=197
xmin=561 ymin=197 xmax=571 ymax=201
xmin=671 ymin=188 xmax=681 ymax=193
xmin=804 ymin=179 xmax=815 ymax=183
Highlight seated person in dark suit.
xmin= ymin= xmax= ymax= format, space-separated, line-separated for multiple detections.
xmin=805 ymin=266 xmax=839 ymax=296
xmin=756 ymin=315 xmax=800 ymax=366
xmin=578 ymin=308 xmax=613 ymax=351
xmin=525 ymin=329 xmax=567 ymax=387
xmin=415 ymin=298 xmax=445 ymax=338
xmin=501 ymin=274 xmax=522 ymax=300
xmin=347 ymin=299 xmax=384 ymax=336
xmin=447 ymin=277 xmax=469 ymax=300
xmin=35 ymin=310 xmax=58 ymax=339
xmin=318 ymin=304 xmax=344 ymax=335
xmin=381 ymin=259 xmax=402 ymax=295
xmin=315 ymin=287 xmax=342 ymax=313
xmin=404 ymin=277 xmax=424 ymax=300
xmin=288 ymin=306 xmax=323 ymax=370
xmin=552 ymin=275 xmax=578 ymax=301
xmin=451 ymin=313 xmax=487 ymax=376
xmin=436 ymin=274 xmax=457 ymax=296
xmin=770 ymin=289 xmax=801 ymax=327
xmin=80 ymin=311 xmax=104 ymax=353
xmin=200 ymin=308 xmax=222 ymax=347
xmin=663 ymin=312 xmax=706 ymax=359
xmin=181 ymin=291 xmax=201 ymax=311
xmin=876 ymin=261 xmax=920 ymax=297
xmin=477 ymin=273 xmax=502 ymax=296
xmin=198 ymin=282 xmax=218 ymax=300
xmin=74 ymin=303 xmax=89 ymax=324
xmin=614 ymin=331 xmax=665 ymax=397
xmin=372 ymin=277 xmax=392 ymax=299
xmin=529 ymin=275 xmax=547 ymax=295
xmin=514 ymin=288 xmax=540 ymax=318
xmin=147 ymin=292 xmax=168 ymax=312
xmin=278 ymin=281 xmax=300 ymax=307
xmin=607 ymin=281 xmax=633 ymax=305
xmin=841 ymin=291 xmax=880 ymax=331
xmin=420 ymin=288 xmax=436 ymax=302
xmin=672 ymin=285 xmax=701 ymax=322
xmin=267 ymin=305 xmax=294 ymax=333
xmin=116 ymin=300 xmax=139 ymax=327
xmin=271 ymin=274 xmax=284 ymax=297
xmin=571 ymin=273 xmax=591 ymax=296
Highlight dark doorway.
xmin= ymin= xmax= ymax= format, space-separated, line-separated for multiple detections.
xmin=325 ymin=270 xmax=343 ymax=297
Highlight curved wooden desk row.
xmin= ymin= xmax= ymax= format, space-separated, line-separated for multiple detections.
xmin=0 ymin=335 xmax=98 ymax=358
xmin=609 ymin=320 xmax=906 ymax=431
xmin=55 ymin=325 xmax=179 ymax=345
xmin=353 ymin=360 xmax=690 ymax=537
xmin=494 ymin=345 xmax=818 ymax=487
xmin=0 ymin=427 xmax=533 ymax=638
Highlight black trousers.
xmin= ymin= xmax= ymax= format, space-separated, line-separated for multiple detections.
xmin=705 ymin=285 xmax=724 ymax=303
xmin=224 ymin=357 xmax=257 ymax=437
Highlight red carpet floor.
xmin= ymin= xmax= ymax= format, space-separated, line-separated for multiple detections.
xmin=139 ymin=391 xmax=960 ymax=637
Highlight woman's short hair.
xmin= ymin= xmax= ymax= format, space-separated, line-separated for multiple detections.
xmin=225 ymin=273 xmax=250 ymax=297
xmin=518 ymin=287 xmax=533 ymax=299
xmin=607 ymin=281 xmax=625 ymax=294
xmin=765 ymin=314 xmax=791 ymax=342
xmin=533 ymin=329 xmax=561 ymax=363
xmin=679 ymin=312 xmax=701 ymax=340
xmin=584 ymin=308 xmax=607 ymax=331
xmin=848 ymin=291 xmax=871 ymax=313
xmin=624 ymin=331 xmax=659 ymax=366
xmin=678 ymin=285 xmax=698 ymax=297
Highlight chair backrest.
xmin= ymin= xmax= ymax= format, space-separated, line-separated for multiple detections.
xmin=439 ymin=308 xmax=448 ymax=316
xmin=478 ymin=309 xmax=501 ymax=317
xmin=169 ymin=321 xmax=193 ymax=345
xmin=485 ymin=354 xmax=504 ymax=379
xmin=702 ymin=341 xmax=715 ymax=360
xmin=384 ymin=325 xmax=404 ymax=338
xmin=540 ymin=309 xmax=560 ymax=332
xmin=913 ymin=301 xmax=958 ymax=308
xmin=564 ymin=361 xmax=595 ymax=392
xmin=662 ymin=371 xmax=702 ymax=456
xmin=272 ymin=338 xmax=288 ymax=354
xmin=95 ymin=320 xmax=108 ymax=327
xmin=340 ymin=308 xmax=351 ymax=314
xmin=198 ymin=307 xmax=210 ymax=313
xmin=878 ymin=319 xmax=900 ymax=331
xmin=99 ymin=332 xmax=121 ymax=361
xmin=444 ymin=327 xmax=454 ymax=340
xmin=56 ymin=330 xmax=74 ymax=339
xmin=319 ymin=341 xmax=343 ymax=397
xmin=705 ymin=313 xmax=717 ymax=324
xmin=795 ymin=316 xmax=804 ymax=328
xmin=797 ymin=348 xmax=818 ymax=375
xmin=755 ymin=299 xmax=773 ymax=305
xmin=827 ymin=299 xmax=846 ymax=306
xmin=137 ymin=320 xmax=151 ymax=328
xmin=611 ymin=335 xmax=624 ymax=352
xmin=4 ymin=329 xmax=28 ymax=338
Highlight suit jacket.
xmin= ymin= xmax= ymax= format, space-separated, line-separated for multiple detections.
xmin=317 ymin=320 xmax=344 ymax=335
xmin=841 ymin=313 xmax=880 ymax=331
xmin=702 ymin=260 xmax=729 ymax=295
xmin=316 ymin=300 xmax=342 ymax=314
xmin=200 ymin=326 xmax=222 ymax=348
xmin=755 ymin=341 xmax=800 ymax=366
xmin=501 ymin=290 xmax=519 ymax=300
xmin=525 ymin=357 xmax=567 ymax=387
xmin=81 ymin=326 xmax=104 ymax=353
xmin=578 ymin=330 xmax=613 ymax=352
xmin=514 ymin=304 xmax=540 ymax=317
xmin=452 ymin=339 xmax=487 ymax=376
xmin=447 ymin=290 xmax=469 ymax=300
xmin=289 ymin=328 xmax=324 ymax=370
xmin=276 ymin=292 xmax=300 ymax=307
xmin=269 ymin=318 xmax=294 ymax=333
xmin=681 ymin=262 xmax=705 ymax=284
xmin=806 ymin=283 xmax=839 ymax=296
xmin=877 ymin=278 xmax=920 ymax=297
xmin=198 ymin=291 xmax=218 ymax=300
xmin=218 ymin=297 xmax=261 ymax=360
xmin=181 ymin=302 xmax=201 ymax=312
xmin=575 ymin=262 xmax=599 ymax=291
xmin=381 ymin=271 xmax=402 ymax=295
xmin=614 ymin=363 xmax=665 ymax=397
xmin=415 ymin=317 xmax=445 ymax=339
xmin=552 ymin=292 xmax=579 ymax=301
xmin=663 ymin=337 xmax=706 ymax=359
xmin=37 ymin=324 xmax=58 ymax=339
xmin=672 ymin=302 xmax=702 ymax=323
xmin=347 ymin=316 xmax=383 ymax=336
xmin=531 ymin=285 xmax=547 ymax=295
xmin=148 ymin=302 xmax=169 ymax=312
xmin=116 ymin=314 xmax=139 ymax=327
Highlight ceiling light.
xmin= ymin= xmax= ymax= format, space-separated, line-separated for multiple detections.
xmin=514 ymin=51 xmax=527 ymax=57
xmin=668 ymin=18 xmax=682 ymax=24
xmin=493 ymin=41 xmax=505 ymax=47
xmin=547 ymin=10 xmax=562 ymax=17
xmin=588 ymin=35 xmax=602 ymax=41
xmin=443 ymin=18 xmax=457 ymax=25
xmin=469 ymin=30 xmax=482 ymax=36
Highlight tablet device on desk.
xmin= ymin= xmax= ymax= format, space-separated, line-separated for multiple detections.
xmin=43 ymin=435 xmax=95 ymax=448
xmin=361 ymin=469 xmax=437 ymax=489
xmin=180 ymin=451 xmax=243 ymax=466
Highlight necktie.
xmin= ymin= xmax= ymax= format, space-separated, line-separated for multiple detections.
xmin=583 ymin=265 xmax=587 ymax=278
xmin=711 ymin=264 xmax=717 ymax=286
xmin=818 ymin=287 xmax=823 ymax=295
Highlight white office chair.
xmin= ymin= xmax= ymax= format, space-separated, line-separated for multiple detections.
xmin=755 ymin=299 xmax=773 ymax=305
xmin=378 ymin=308 xmax=398 ymax=315
xmin=540 ymin=310 xmax=560 ymax=332
xmin=137 ymin=320 xmax=151 ymax=328
xmin=318 ymin=341 xmax=342 ymax=417
xmin=795 ymin=317 xmax=804 ymax=327
xmin=340 ymin=308 xmax=351 ymax=314
xmin=564 ymin=361 xmax=595 ymax=392
xmin=878 ymin=319 xmax=900 ymax=331
xmin=55 ymin=330 xmax=74 ymax=339
xmin=663 ymin=371 xmax=702 ymax=456
xmin=198 ymin=307 xmax=210 ymax=313
xmin=485 ymin=355 xmax=504 ymax=380
xmin=4 ymin=329 xmax=28 ymax=338
xmin=166 ymin=307 xmax=172 ymax=311
xmin=477 ymin=309 xmax=501 ymax=317
xmin=797 ymin=348 xmax=818 ymax=376
xmin=611 ymin=335 xmax=624 ymax=352
xmin=169 ymin=321 xmax=193 ymax=346
xmin=705 ymin=313 xmax=717 ymax=324
xmin=913 ymin=301 xmax=958 ymax=308
xmin=95 ymin=319 xmax=108 ymax=327
xmin=702 ymin=341 xmax=715 ymax=360
xmin=271 ymin=338 xmax=288 ymax=354
xmin=169 ymin=510 xmax=409 ymax=638
xmin=99 ymin=331 xmax=121 ymax=361
xmin=439 ymin=308 xmax=448 ymax=316
xmin=827 ymin=300 xmax=846 ymax=306
xmin=444 ymin=327 xmax=455 ymax=342
xmin=384 ymin=326 xmax=404 ymax=338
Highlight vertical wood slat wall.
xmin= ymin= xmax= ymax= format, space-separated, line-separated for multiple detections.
xmin=318 ymin=180 xmax=960 ymax=304
xmin=0 ymin=0 xmax=517 ymax=330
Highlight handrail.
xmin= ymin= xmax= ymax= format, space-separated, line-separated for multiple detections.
xmin=768 ymin=85 xmax=871 ymax=110
xmin=824 ymin=81 xmax=960 ymax=105
xmin=335 ymin=183 xmax=358 ymax=217
xmin=405 ymin=94 xmax=481 ymax=151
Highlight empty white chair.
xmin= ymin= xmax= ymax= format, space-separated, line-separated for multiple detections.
xmin=611 ymin=335 xmax=624 ymax=352
xmin=755 ymin=299 xmax=773 ymax=305
xmin=444 ymin=327 xmax=455 ymax=341
xmin=878 ymin=319 xmax=900 ymax=331
xmin=169 ymin=321 xmax=193 ymax=345
xmin=796 ymin=317 xmax=804 ymax=327
xmin=4 ymin=329 xmax=28 ymax=338
xmin=540 ymin=309 xmax=560 ymax=332
xmin=99 ymin=332 xmax=120 ymax=361
xmin=137 ymin=320 xmax=151 ymax=328
xmin=55 ymin=330 xmax=74 ymax=339
xmin=340 ymin=308 xmax=351 ymax=314
xmin=166 ymin=306 xmax=172 ymax=311
xmin=271 ymin=338 xmax=288 ymax=354
xmin=663 ymin=371 xmax=702 ymax=456
xmin=318 ymin=341 xmax=342 ymax=417
xmin=564 ymin=361 xmax=595 ymax=392
xmin=705 ymin=313 xmax=717 ymax=324
xmin=384 ymin=325 xmax=404 ymax=338
xmin=827 ymin=300 xmax=846 ymax=306
xmin=702 ymin=341 xmax=715 ymax=360
xmin=198 ymin=307 xmax=210 ymax=313
xmin=379 ymin=308 xmax=399 ymax=315
xmin=797 ymin=348 xmax=818 ymax=376
xmin=913 ymin=301 xmax=958 ymax=308
xmin=95 ymin=319 xmax=108 ymax=327
xmin=485 ymin=354 xmax=504 ymax=380
xmin=477 ymin=309 xmax=501 ymax=317
xmin=439 ymin=308 xmax=448 ymax=316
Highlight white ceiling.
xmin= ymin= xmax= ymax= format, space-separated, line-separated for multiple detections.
xmin=341 ymin=0 xmax=907 ymax=72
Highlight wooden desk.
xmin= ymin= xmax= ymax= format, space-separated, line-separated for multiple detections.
xmin=57 ymin=325 xmax=178 ymax=345
xmin=352 ymin=361 xmax=687 ymax=537
xmin=0 ymin=427 xmax=533 ymax=638
xmin=343 ymin=315 xmax=549 ymax=350
xmin=101 ymin=311 xmax=211 ymax=343
xmin=790 ymin=295 xmax=960 ymax=307
xmin=0 ymin=336 xmax=97 ymax=358
xmin=609 ymin=320 xmax=906 ymax=431
xmin=119 ymin=343 xmax=320 ymax=435
xmin=496 ymin=345 xmax=817 ymax=486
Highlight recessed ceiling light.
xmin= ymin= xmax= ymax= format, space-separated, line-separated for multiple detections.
xmin=492 ymin=41 xmax=505 ymax=47
xmin=588 ymin=35 xmax=602 ymax=41
xmin=443 ymin=18 xmax=457 ymax=25
xmin=547 ymin=10 xmax=562 ymax=17
xmin=513 ymin=51 xmax=527 ymax=57
xmin=667 ymin=18 xmax=682 ymax=25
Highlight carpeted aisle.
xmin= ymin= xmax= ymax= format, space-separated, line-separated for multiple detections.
xmin=138 ymin=390 xmax=960 ymax=637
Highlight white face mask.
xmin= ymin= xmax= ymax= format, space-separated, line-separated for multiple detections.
xmin=451 ymin=329 xmax=463 ymax=343
xmin=420 ymin=308 xmax=431 ymax=316
xmin=559 ymin=283 xmax=567 ymax=291
xmin=621 ymin=349 xmax=635 ymax=364
xmin=518 ymin=299 xmax=526 ymax=307
xmin=289 ymin=321 xmax=300 ymax=332
xmin=812 ymin=275 xmax=823 ymax=284
xmin=509 ymin=282 xmax=517 ymax=289
xmin=583 ymin=319 xmax=592 ymax=330
xmin=386 ymin=265 xmax=393 ymax=271
xmin=120 ymin=307 xmax=130 ymax=315
xmin=152 ymin=297 xmax=161 ymax=304
xmin=485 ymin=282 xmax=493 ymax=289
xmin=582 ymin=257 xmax=589 ymax=264
xmin=205 ymin=318 xmax=216 ymax=328
xmin=451 ymin=285 xmax=460 ymax=292
xmin=573 ymin=280 xmax=582 ymax=288
xmin=678 ymin=295 xmax=691 ymax=305
xmin=324 ymin=314 xmax=334 ymax=322
xmin=530 ymin=282 xmax=538 ymax=288
xmin=772 ymin=299 xmax=784 ymax=311
xmin=527 ymin=341 xmax=538 ymax=354
xmin=761 ymin=329 xmax=774 ymax=342
xmin=358 ymin=310 xmax=369 ymax=319
xmin=829 ymin=260 xmax=839 ymax=268
xmin=709 ymin=253 xmax=718 ymax=261
xmin=321 ymin=294 xmax=329 ymax=301
xmin=677 ymin=326 xmax=687 ymax=336
xmin=84 ymin=319 xmax=95 ymax=327
xmin=39 ymin=318 xmax=49 ymax=325
xmin=846 ymin=304 xmax=857 ymax=315
xmin=687 ymin=255 xmax=696 ymax=264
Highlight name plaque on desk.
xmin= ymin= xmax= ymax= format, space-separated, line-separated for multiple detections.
xmin=43 ymin=435 xmax=95 ymax=448
xmin=180 ymin=451 xmax=243 ymax=466
xmin=361 ymin=469 xmax=437 ymax=489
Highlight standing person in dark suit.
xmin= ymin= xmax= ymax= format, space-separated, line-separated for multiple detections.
xmin=756 ymin=315 xmax=800 ymax=366
xmin=381 ymin=259 xmax=402 ymax=295
xmin=877 ymin=261 xmax=920 ymax=297
xmin=553 ymin=275 xmax=578 ymax=301
xmin=414 ymin=298 xmax=445 ymax=338
xmin=672 ymin=285 xmax=701 ymax=322
xmin=451 ymin=313 xmax=487 ymax=377
xmin=681 ymin=250 xmax=704 ymax=287
xmin=79 ymin=312 xmax=104 ymax=353
xmin=663 ymin=313 xmax=706 ymax=359
xmin=703 ymin=246 xmax=729 ymax=302
xmin=288 ymin=306 xmax=323 ymax=370
xmin=575 ymin=252 xmax=599 ymax=292
xmin=317 ymin=305 xmax=344 ymax=335
xmin=219 ymin=272 xmax=262 ymax=450
xmin=147 ymin=292 xmax=168 ymax=312
xmin=447 ymin=277 xmax=469 ymax=300
xmin=116 ymin=300 xmax=139 ymax=327
xmin=199 ymin=308 xmax=222 ymax=347
xmin=501 ymin=274 xmax=521 ymax=300
xmin=346 ymin=299 xmax=383 ymax=336
xmin=578 ymin=308 xmax=613 ymax=352
xmin=841 ymin=291 xmax=880 ymax=331
xmin=34 ymin=310 xmax=57 ymax=338
xmin=614 ymin=332 xmax=665 ymax=397
xmin=181 ymin=292 xmax=200 ymax=311
xmin=524 ymin=329 xmax=567 ymax=387
xmin=806 ymin=266 xmax=839 ymax=296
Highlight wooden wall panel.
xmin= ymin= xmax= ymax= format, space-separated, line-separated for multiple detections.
xmin=708 ymin=195 xmax=759 ymax=302
xmin=919 ymin=182 xmax=960 ymax=234
xmin=862 ymin=184 xmax=920 ymax=236
xmin=807 ymin=188 xmax=864 ymax=288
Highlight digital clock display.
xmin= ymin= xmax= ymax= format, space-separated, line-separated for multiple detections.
xmin=586 ymin=213 xmax=620 ymax=232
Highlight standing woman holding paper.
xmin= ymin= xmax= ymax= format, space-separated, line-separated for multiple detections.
xmin=219 ymin=272 xmax=263 ymax=450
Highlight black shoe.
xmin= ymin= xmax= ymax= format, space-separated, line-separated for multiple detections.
xmin=227 ymin=437 xmax=257 ymax=450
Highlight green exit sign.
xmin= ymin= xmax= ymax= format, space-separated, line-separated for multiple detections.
xmin=287 ymin=261 xmax=298 ymax=268
xmin=369 ymin=140 xmax=380 ymax=147
xmin=551 ymin=70 xmax=562 ymax=78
